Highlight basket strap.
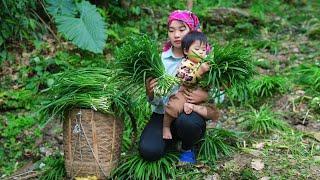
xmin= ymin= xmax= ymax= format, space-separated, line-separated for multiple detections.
xmin=78 ymin=110 xmax=108 ymax=178
xmin=68 ymin=110 xmax=73 ymax=175
xmin=110 ymin=117 xmax=116 ymax=164
xmin=91 ymin=109 xmax=100 ymax=176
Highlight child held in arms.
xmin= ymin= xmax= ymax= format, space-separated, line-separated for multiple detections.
xmin=163 ymin=31 xmax=218 ymax=139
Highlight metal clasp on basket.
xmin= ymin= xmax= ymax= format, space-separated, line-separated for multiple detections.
xmin=73 ymin=111 xmax=82 ymax=134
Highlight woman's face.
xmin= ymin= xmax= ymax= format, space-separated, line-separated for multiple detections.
xmin=168 ymin=20 xmax=190 ymax=49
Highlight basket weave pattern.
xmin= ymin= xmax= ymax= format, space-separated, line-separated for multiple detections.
xmin=63 ymin=108 xmax=123 ymax=179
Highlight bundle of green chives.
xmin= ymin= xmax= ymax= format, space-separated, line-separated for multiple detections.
xmin=114 ymin=34 xmax=180 ymax=97
xmin=200 ymin=43 xmax=255 ymax=95
xmin=41 ymin=67 xmax=130 ymax=122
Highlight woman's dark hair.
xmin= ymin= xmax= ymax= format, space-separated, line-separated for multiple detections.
xmin=181 ymin=31 xmax=208 ymax=56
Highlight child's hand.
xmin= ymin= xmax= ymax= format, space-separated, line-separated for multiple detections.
xmin=184 ymin=103 xmax=194 ymax=114
xmin=179 ymin=85 xmax=186 ymax=92
xmin=200 ymin=62 xmax=210 ymax=73
xmin=197 ymin=62 xmax=210 ymax=77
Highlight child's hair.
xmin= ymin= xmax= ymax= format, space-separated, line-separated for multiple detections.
xmin=181 ymin=31 xmax=208 ymax=56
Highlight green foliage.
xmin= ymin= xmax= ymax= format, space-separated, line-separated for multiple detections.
xmin=112 ymin=152 xmax=178 ymax=179
xmin=39 ymin=154 xmax=66 ymax=180
xmin=0 ymin=0 xmax=43 ymax=47
xmin=198 ymin=126 xmax=243 ymax=162
xmin=240 ymin=168 xmax=258 ymax=180
xmin=0 ymin=113 xmax=41 ymax=175
xmin=240 ymin=105 xmax=289 ymax=135
xmin=46 ymin=0 xmax=107 ymax=53
xmin=1 ymin=114 xmax=37 ymax=137
xmin=21 ymin=56 xmax=57 ymax=92
xmin=226 ymin=82 xmax=250 ymax=103
xmin=249 ymin=0 xmax=281 ymax=20
xmin=121 ymin=91 xmax=152 ymax=151
xmin=253 ymin=58 xmax=272 ymax=69
xmin=281 ymin=131 xmax=317 ymax=157
xmin=53 ymin=51 xmax=109 ymax=68
xmin=175 ymin=168 xmax=203 ymax=179
xmin=129 ymin=92 xmax=152 ymax=133
xmin=114 ymin=34 xmax=179 ymax=97
xmin=306 ymin=18 xmax=320 ymax=39
xmin=40 ymin=67 xmax=130 ymax=124
xmin=267 ymin=130 xmax=318 ymax=159
xmin=17 ymin=51 xmax=110 ymax=93
xmin=295 ymin=64 xmax=320 ymax=91
xmin=0 ymin=89 xmax=36 ymax=110
xmin=310 ymin=97 xmax=320 ymax=113
xmin=105 ymin=1 xmax=151 ymax=22
xmin=46 ymin=0 xmax=76 ymax=17
xmin=234 ymin=22 xmax=259 ymax=37
xmin=106 ymin=24 xmax=140 ymax=49
xmin=248 ymin=75 xmax=289 ymax=99
xmin=200 ymin=42 xmax=254 ymax=95
xmin=253 ymin=39 xmax=281 ymax=55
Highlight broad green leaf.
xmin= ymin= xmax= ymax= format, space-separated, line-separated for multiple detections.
xmin=55 ymin=1 xmax=107 ymax=53
xmin=46 ymin=0 xmax=76 ymax=16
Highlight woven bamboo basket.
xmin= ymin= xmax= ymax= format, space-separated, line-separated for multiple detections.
xmin=63 ymin=108 xmax=123 ymax=179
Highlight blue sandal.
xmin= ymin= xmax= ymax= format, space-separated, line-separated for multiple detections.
xmin=179 ymin=149 xmax=196 ymax=164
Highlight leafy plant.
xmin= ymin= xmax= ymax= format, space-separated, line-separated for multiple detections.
xmin=0 ymin=0 xmax=43 ymax=47
xmin=253 ymin=39 xmax=281 ymax=55
xmin=310 ymin=97 xmax=320 ymax=113
xmin=240 ymin=168 xmax=258 ymax=180
xmin=248 ymin=75 xmax=289 ymax=99
xmin=0 ymin=113 xmax=41 ymax=175
xmin=200 ymin=42 xmax=255 ymax=96
xmin=106 ymin=23 xmax=141 ymax=49
xmin=249 ymin=0 xmax=281 ymax=20
xmin=0 ymin=89 xmax=36 ymax=110
xmin=18 ymin=52 xmax=108 ymax=93
xmin=111 ymin=152 xmax=178 ymax=180
xmin=198 ymin=126 xmax=243 ymax=162
xmin=114 ymin=34 xmax=180 ymax=97
xmin=305 ymin=18 xmax=320 ymax=39
xmin=226 ymin=82 xmax=250 ymax=104
xmin=240 ymin=105 xmax=289 ymax=135
xmin=40 ymin=67 xmax=130 ymax=124
xmin=295 ymin=64 xmax=320 ymax=91
xmin=46 ymin=0 xmax=107 ymax=53
xmin=121 ymin=93 xmax=152 ymax=151
xmin=39 ymin=154 xmax=66 ymax=180
xmin=46 ymin=0 xmax=76 ymax=17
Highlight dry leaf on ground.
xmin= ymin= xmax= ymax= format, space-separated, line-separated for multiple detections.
xmin=251 ymin=159 xmax=264 ymax=171
xmin=253 ymin=142 xmax=265 ymax=149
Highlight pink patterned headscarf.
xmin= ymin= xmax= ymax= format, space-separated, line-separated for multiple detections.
xmin=163 ymin=10 xmax=211 ymax=53
xmin=168 ymin=10 xmax=200 ymax=32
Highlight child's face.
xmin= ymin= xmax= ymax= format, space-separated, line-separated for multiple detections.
xmin=168 ymin=20 xmax=190 ymax=49
xmin=184 ymin=40 xmax=207 ymax=63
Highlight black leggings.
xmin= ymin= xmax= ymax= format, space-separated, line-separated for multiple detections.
xmin=139 ymin=112 xmax=206 ymax=161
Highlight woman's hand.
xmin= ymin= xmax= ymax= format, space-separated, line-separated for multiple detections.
xmin=145 ymin=77 xmax=157 ymax=100
xmin=183 ymin=87 xmax=208 ymax=104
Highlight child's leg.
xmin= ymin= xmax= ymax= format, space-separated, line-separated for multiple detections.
xmin=163 ymin=113 xmax=175 ymax=139
xmin=163 ymin=92 xmax=187 ymax=139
